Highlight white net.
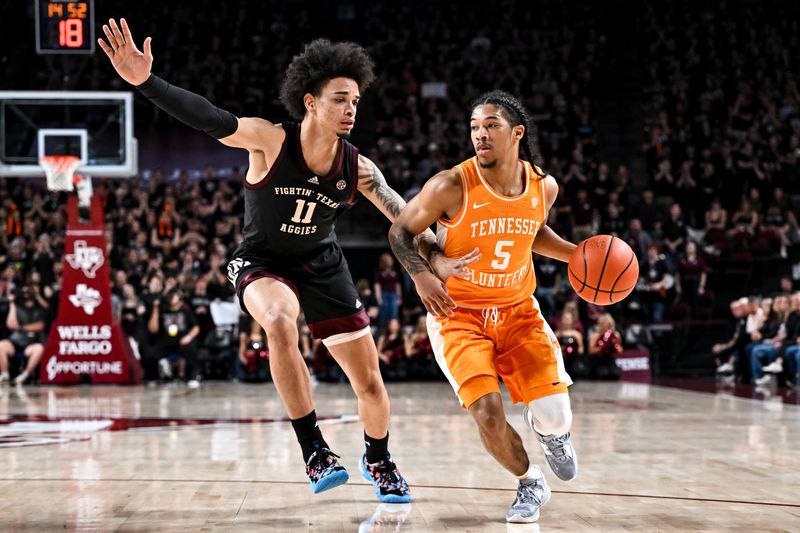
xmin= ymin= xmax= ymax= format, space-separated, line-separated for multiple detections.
xmin=41 ymin=155 xmax=81 ymax=192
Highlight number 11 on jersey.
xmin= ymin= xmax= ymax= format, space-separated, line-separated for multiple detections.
xmin=291 ymin=199 xmax=317 ymax=224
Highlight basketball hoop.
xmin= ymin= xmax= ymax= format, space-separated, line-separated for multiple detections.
xmin=41 ymin=155 xmax=81 ymax=192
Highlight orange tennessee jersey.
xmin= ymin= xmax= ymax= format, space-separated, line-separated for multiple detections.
xmin=436 ymin=157 xmax=548 ymax=308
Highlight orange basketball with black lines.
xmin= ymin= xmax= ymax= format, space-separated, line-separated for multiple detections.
xmin=568 ymin=235 xmax=639 ymax=305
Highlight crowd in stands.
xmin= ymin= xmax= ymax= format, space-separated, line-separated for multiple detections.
xmin=636 ymin=0 xmax=800 ymax=294
xmin=0 ymin=0 xmax=799 ymax=387
xmin=0 ymin=173 xmax=637 ymax=386
xmin=714 ymin=290 xmax=800 ymax=389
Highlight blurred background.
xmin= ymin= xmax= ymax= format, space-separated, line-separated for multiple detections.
xmin=0 ymin=0 xmax=798 ymax=393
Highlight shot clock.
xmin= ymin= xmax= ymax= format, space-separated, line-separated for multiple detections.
xmin=35 ymin=0 xmax=95 ymax=54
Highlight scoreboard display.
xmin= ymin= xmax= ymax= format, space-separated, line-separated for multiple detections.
xmin=35 ymin=0 xmax=95 ymax=54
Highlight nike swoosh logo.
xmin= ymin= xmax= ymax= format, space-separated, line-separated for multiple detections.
xmin=472 ymin=202 xmax=491 ymax=209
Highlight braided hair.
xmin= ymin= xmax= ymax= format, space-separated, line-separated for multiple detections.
xmin=471 ymin=90 xmax=546 ymax=177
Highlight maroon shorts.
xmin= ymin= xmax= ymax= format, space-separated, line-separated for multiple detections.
xmin=227 ymin=243 xmax=369 ymax=339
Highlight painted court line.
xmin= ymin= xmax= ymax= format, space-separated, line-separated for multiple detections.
xmin=3 ymin=477 xmax=797 ymax=509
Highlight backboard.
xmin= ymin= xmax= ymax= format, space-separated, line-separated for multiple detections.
xmin=0 ymin=91 xmax=137 ymax=177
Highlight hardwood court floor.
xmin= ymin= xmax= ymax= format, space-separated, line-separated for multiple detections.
xmin=0 ymin=380 xmax=798 ymax=532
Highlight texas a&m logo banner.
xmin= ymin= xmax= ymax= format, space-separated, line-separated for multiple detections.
xmin=41 ymin=196 xmax=142 ymax=384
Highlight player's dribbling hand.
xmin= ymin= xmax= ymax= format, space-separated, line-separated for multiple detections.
xmin=429 ymin=247 xmax=481 ymax=283
xmin=98 ymin=18 xmax=153 ymax=86
xmin=413 ymin=271 xmax=456 ymax=318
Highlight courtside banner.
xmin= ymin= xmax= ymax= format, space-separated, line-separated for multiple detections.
xmin=614 ymin=349 xmax=653 ymax=384
xmin=40 ymin=196 xmax=142 ymax=384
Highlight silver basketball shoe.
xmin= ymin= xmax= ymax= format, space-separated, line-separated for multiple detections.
xmin=506 ymin=465 xmax=551 ymax=523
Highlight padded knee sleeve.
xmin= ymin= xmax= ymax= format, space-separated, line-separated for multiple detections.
xmin=528 ymin=393 xmax=572 ymax=436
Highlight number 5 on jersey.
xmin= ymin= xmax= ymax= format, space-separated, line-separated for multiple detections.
xmin=291 ymin=199 xmax=317 ymax=224
xmin=491 ymin=240 xmax=514 ymax=270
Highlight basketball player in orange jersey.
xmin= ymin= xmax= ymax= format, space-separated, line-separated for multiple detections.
xmin=389 ymin=90 xmax=578 ymax=523
xmin=98 ymin=18 xmax=475 ymax=502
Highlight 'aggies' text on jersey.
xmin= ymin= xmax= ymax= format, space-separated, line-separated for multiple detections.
xmin=241 ymin=123 xmax=359 ymax=256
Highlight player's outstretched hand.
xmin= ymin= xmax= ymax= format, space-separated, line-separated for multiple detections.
xmin=430 ymin=247 xmax=481 ymax=283
xmin=413 ymin=271 xmax=457 ymax=318
xmin=97 ymin=18 xmax=152 ymax=86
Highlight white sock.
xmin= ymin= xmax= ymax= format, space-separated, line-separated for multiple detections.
xmin=515 ymin=464 xmax=543 ymax=481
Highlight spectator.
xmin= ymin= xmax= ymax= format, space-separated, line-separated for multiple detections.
xmin=745 ymin=296 xmax=785 ymax=385
xmin=0 ymin=285 xmax=47 ymax=385
xmin=148 ymin=289 xmax=201 ymax=388
xmin=120 ymin=282 xmax=144 ymax=358
xmin=0 ymin=276 xmax=11 ymax=342
xmin=534 ymin=256 xmax=562 ymax=319
xmin=760 ymin=188 xmax=799 ymax=257
xmin=703 ymin=199 xmax=728 ymax=249
xmin=778 ymin=276 xmax=795 ymax=294
xmin=661 ymin=203 xmax=688 ymax=259
xmin=631 ymin=190 xmax=659 ymax=235
xmin=652 ymin=159 xmax=676 ymax=200
xmin=376 ymin=318 xmax=407 ymax=381
xmin=237 ymin=317 xmax=269 ymax=382
xmin=714 ymin=298 xmax=750 ymax=377
xmin=674 ymin=161 xmax=700 ymax=223
xmin=590 ymin=162 xmax=612 ymax=207
xmin=750 ymin=295 xmax=792 ymax=385
xmin=727 ymin=198 xmax=759 ymax=244
xmin=623 ymin=218 xmax=654 ymax=262
xmin=189 ymin=278 xmax=215 ymax=342
xmin=782 ymin=292 xmax=800 ymax=387
xmin=374 ymin=252 xmax=402 ymax=328
xmin=405 ymin=315 xmax=436 ymax=380
xmin=745 ymin=297 xmax=770 ymax=342
xmin=638 ymin=243 xmax=673 ymax=321
xmin=355 ymin=278 xmax=380 ymax=323
xmin=599 ymin=203 xmax=627 ymax=238
xmin=675 ymin=241 xmax=708 ymax=319
xmin=587 ymin=313 xmax=622 ymax=380
xmin=309 ymin=338 xmax=344 ymax=383
xmin=205 ymin=253 xmax=234 ymax=300
xmin=30 ymin=234 xmax=55 ymax=287
xmin=555 ymin=310 xmax=585 ymax=377
xmin=570 ymin=189 xmax=596 ymax=243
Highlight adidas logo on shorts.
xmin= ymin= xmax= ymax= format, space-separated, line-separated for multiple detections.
xmin=227 ymin=258 xmax=251 ymax=285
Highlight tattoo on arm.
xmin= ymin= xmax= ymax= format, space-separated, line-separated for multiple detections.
xmin=389 ymin=225 xmax=429 ymax=276
xmin=362 ymin=160 xmax=404 ymax=220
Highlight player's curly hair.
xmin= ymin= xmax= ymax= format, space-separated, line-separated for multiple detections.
xmin=279 ymin=39 xmax=376 ymax=120
xmin=471 ymin=90 xmax=546 ymax=177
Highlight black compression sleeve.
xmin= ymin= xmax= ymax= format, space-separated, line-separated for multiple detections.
xmin=135 ymin=74 xmax=238 ymax=139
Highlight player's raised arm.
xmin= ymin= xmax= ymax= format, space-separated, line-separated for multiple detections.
xmin=531 ymin=174 xmax=577 ymax=262
xmin=98 ymin=18 xmax=280 ymax=151
xmin=388 ymin=169 xmax=479 ymax=317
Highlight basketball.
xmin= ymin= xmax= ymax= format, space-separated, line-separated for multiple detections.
xmin=568 ymin=235 xmax=639 ymax=305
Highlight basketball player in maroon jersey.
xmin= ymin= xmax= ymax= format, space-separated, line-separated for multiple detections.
xmin=99 ymin=18 xmax=476 ymax=502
